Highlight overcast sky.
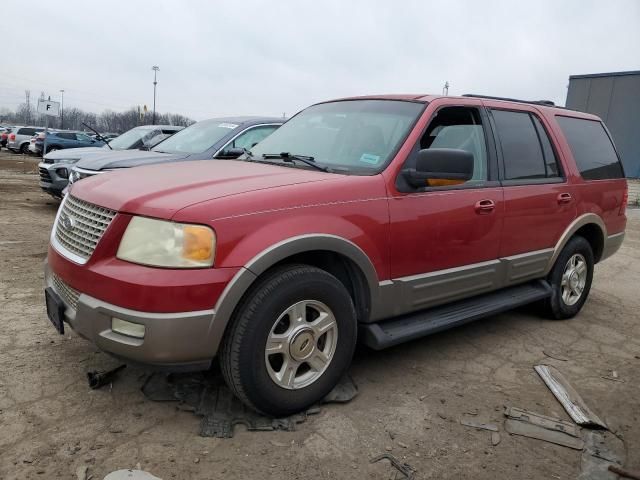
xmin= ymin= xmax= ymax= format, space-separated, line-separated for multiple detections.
xmin=1 ymin=0 xmax=638 ymax=121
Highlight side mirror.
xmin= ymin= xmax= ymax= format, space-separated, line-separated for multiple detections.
xmin=403 ymin=148 xmax=474 ymax=188
xmin=218 ymin=147 xmax=245 ymax=159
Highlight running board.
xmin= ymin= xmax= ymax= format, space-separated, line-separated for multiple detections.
xmin=361 ymin=280 xmax=552 ymax=350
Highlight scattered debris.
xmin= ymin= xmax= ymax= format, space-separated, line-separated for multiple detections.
xmin=579 ymin=431 xmax=626 ymax=480
xmin=75 ymin=465 xmax=88 ymax=480
xmin=460 ymin=419 xmax=499 ymax=432
xmin=491 ymin=432 xmax=501 ymax=446
xmin=504 ymin=406 xmax=584 ymax=450
xmin=534 ymin=365 xmax=607 ymax=429
xmin=103 ymin=470 xmax=162 ymax=480
xmin=370 ymin=453 xmax=415 ymax=480
xmin=608 ymin=465 xmax=640 ymax=480
xmin=87 ymin=365 xmax=126 ymax=390
xmin=141 ymin=370 xmax=358 ymax=438
xmin=543 ymin=350 xmax=569 ymax=361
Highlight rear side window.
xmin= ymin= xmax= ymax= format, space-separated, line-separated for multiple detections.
xmin=492 ymin=110 xmax=561 ymax=180
xmin=556 ymin=116 xmax=624 ymax=180
xmin=19 ymin=128 xmax=35 ymax=135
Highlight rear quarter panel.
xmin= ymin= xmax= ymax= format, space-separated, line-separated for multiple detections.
xmin=540 ymin=109 xmax=627 ymax=236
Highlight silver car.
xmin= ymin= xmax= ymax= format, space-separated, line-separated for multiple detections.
xmin=7 ymin=126 xmax=45 ymax=153
xmin=38 ymin=125 xmax=183 ymax=198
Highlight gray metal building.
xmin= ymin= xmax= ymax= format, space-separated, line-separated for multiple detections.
xmin=565 ymin=70 xmax=640 ymax=178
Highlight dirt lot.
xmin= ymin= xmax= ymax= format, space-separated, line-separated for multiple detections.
xmin=1 ymin=150 xmax=639 ymax=480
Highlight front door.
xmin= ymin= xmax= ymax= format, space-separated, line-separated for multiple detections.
xmin=388 ymin=102 xmax=504 ymax=314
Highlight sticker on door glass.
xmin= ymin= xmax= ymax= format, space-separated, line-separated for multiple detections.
xmin=359 ymin=153 xmax=380 ymax=165
xmin=218 ymin=123 xmax=239 ymax=129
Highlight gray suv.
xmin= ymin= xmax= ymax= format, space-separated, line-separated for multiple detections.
xmin=7 ymin=126 xmax=45 ymax=153
xmin=38 ymin=125 xmax=183 ymax=198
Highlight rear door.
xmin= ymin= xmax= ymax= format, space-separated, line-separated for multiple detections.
xmin=486 ymin=103 xmax=576 ymax=281
xmin=388 ymin=99 xmax=505 ymax=313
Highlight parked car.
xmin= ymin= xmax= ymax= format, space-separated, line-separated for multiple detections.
xmin=38 ymin=125 xmax=184 ymax=198
xmin=44 ymin=94 xmax=627 ymax=416
xmin=7 ymin=126 xmax=45 ymax=153
xmin=33 ymin=130 xmax=105 ymax=155
xmin=0 ymin=127 xmax=13 ymax=149
xmin=67 ymin=116 xmax=283 ymax=185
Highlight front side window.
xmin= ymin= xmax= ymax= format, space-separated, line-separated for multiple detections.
xmin=152 ymin=120 xmax=238 ymax=155
xmin=76 ymin=133 xmax=92 ymax=142
xmin=420 ymin=106 xmax=488 ymax=184
xmin=556 ymin=116 xmax=624 ymax=180
xmin=250 ymin=100 xmax=424 ymax=174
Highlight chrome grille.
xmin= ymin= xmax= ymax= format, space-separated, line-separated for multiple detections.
xmin=54 ymin=195 xmax=116 ymax=261
xmin=52 ymin=273 xmax=80 ymax=311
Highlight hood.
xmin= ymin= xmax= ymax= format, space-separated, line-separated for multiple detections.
xmin=70 ymin=160 xmax=337 ymax=218
xmin=75 ymin=150 xmax=188 ymax=170
xmin=45 ymin=146 xmax=107 ymax=162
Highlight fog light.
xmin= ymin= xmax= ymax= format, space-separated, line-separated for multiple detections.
xmin=111 ymin=318 xmax=146 ymax=339
xmin=56 ymin=167 xmax=69 ymax=178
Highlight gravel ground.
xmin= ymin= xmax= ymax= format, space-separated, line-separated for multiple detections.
xmin=1 ymin=150 xmax=639 ymax=479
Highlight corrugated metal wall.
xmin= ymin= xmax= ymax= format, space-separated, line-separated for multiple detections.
xmin=566 ymin=72 xmax=640 ymax=178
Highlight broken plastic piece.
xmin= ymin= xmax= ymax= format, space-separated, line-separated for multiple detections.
xmin=504 ymin=406 xmax=584 ymax=450
xmin=460 ymin=419 xmax=499 ymax=432
xmin=87 ymin=364 xmax=126 ymax=390
xmin=103 ymin=469 xmax=162 ymax=480
xmin=534 ymin=364 xmax=607 ymax=429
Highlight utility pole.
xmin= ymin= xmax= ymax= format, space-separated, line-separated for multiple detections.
xmin=25 ymin=90 xmax=31 ymax=124
xmin=442 ymin=81 xmax=450 ymax=96
xmin=152 ymin=66 xmax=159 ymax=124
xmin=60 ymin=89 xmax=65 ymax=129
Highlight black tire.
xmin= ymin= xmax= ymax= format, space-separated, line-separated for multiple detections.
xmin=19 ymin=143 xmax=29 ymax=154
xmin=541 ymin=235 xmax=594 ymax=320
xmin=220 ymin=264 xmax=357 ymax=417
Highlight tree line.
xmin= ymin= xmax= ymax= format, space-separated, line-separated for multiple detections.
xmin=0 ymin=102 xmax=195 ymax=133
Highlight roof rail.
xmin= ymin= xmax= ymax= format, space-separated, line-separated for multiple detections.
xmin=463 ymin=94 xmax=555 ymax=107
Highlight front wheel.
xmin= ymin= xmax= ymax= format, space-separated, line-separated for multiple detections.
xmin=220 ymin=264 xmax=357 ymax=416
xmin=542 ymin=235 xmax=594 ymax=319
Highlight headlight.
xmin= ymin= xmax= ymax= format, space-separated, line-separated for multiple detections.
xmin=69 ymin=170 xmax=78 ymax=184
xmin=117 ymin=217 xmax=216 ymax=268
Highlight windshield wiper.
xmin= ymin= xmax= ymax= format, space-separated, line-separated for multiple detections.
xmin=262 ymin=152 xmax=329 ymax=172
xmin=82 ymin=122 xmax=112 ymax=150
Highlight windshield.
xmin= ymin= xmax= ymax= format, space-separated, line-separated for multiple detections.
xmin=107 ymin=127 xmax=167 ymax=150
xmin=250 ymin=100 xmax=424 ymax=174
xmin=152 ymin=120 xmax=237 ymax=154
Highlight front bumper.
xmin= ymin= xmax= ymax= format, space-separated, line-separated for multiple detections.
xmin=38 ymin=161 xmax=70 ymax=197
xmin=45 ymin=260 xmax=218 ymax=370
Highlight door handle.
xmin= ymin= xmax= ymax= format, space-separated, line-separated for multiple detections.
xmin=557 ymin=193 xmax=572 ymax=205
xmin=475 ymin=199 xmax=495 ymax=214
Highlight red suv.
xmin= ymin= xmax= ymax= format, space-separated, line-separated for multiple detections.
xmin=45 ymin=94 xmax=627 ymax=416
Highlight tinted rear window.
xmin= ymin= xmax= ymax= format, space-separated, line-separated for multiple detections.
xmin=556 ymin=116 xmax=624 ymax=180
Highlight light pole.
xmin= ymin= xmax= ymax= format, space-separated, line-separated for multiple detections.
xmin=59 ymin=89 xmax=64 ymax=129
xmin=152 ymin=66 xmax=159 ymax=124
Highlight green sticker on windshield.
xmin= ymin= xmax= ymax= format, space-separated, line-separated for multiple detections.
xmin=359 ymin=153 xmax=380 ymax=164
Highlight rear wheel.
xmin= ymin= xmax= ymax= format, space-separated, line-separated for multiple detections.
xmin=19 ymin=143 xmax=29 ymax=154
xmin=220 ymin=264 xmax=357 ymax=416
xmin=542 ymin=236 xmax=594 ymax=319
